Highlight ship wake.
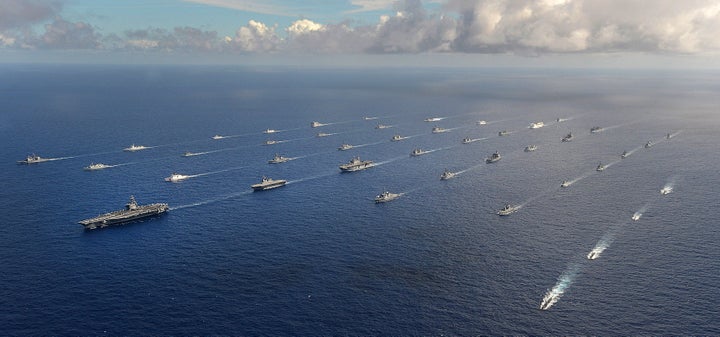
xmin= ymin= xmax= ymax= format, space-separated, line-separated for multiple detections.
xmin=170 ymin=190 xmax=253 ymax=211
xmin=540 ymin=264 xmax=580 ymax=310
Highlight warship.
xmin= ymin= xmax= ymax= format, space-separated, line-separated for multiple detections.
xmin=165 ymin=173 xmax=191 ymax=182
xmin=17 ymin=154 xmax=52 ymax=165
xmin=84 ymin=163 xmax=112 ymax=171
xmin=375 ymin=191 xmax=401 ymax=203
xmin=339 ymin=156 xmax=374 ymax=172
xmin=486 ymin=151 xmax=501 ymax=163
xmin=410 ymin=148 xmax=429 ymax=157
xmin=497 ymin=204 xmax=520 ymax=216
xmin=78 ymin=196 xmax=168 ymax=230
xmin=123 ymin=144 xmax=148 ymax=152
xmin=440 ymin=169 xmax=456 ymax=180
xmin=251 ymin=176 xmax=287 ymax=191
xmin=268 ymin=153 xmax=291 ymax=164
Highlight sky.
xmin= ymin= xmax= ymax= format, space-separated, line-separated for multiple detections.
xmin=1 ymin=0 xmax=720 ymax=67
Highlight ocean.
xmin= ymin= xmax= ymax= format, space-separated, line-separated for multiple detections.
xmin=1 ymin=64 xmax=719 ymax=335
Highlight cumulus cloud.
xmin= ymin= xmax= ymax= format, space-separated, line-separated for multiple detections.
xmin=3 ymin=0 xmax=720 ymax=55
xmin=227 ymin=20 xmax=281 ymax=52
xmin=115 ymin=27 xmax=220 ymax=52
xmin=0 ymin=0 xmax=61 ymax=30
xmin=38 ymin=18 xmax=100 ymax=49
xmin=447 ymin=0 xmax=720 ymax=54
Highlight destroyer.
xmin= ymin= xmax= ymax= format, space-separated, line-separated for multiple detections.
xmin=123 ymin=144 xmax=148 ymax=151
xmin=84 ymin=163 xmax=112 ymax=171
xmin=486 ymin=151 xmax=501 ymax=163
xmin=440 ymin=169 xmax=456 ymax=180
xmin=165 ymin=173 xmax=191 ymax=182
xmin=338 ymin=144 xmax=353 ymax=151
xmin=78 ymin=196 xmax=168 ymax=230
xmin=375 ymin=191 xmax=401 ymax=203
xmin=339 ymin=156 xmax=374 ymax=172
xmin=268 ymin=153 xmax=291 ymax=164
xmin=432 ymin=127 xmax=448 ymax=133
xmin=410 ymin=148 xmax=429 ymax=157
xmin=497 ymin=204 xmax=520 ymax=216
xmin=251 ymin=176 xmax=287 ymax=191
xmin=561 ymin=133 xmax=573 ymax=142
xmin=17 ymin=154 xmax=51 ymax=165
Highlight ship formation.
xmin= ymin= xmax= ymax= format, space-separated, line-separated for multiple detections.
xmin=17 ymin=115 xmax=675 ymax=232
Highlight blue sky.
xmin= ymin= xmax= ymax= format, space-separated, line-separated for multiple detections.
xmin=1 ymin=0 xmax=719 ymax=66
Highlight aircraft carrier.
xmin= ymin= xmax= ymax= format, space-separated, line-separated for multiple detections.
xmin=78 ymin=196 xmax=168 ymax=229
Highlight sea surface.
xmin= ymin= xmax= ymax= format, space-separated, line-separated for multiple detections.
xmin=1 ymin=64 xmax=719 ymax=335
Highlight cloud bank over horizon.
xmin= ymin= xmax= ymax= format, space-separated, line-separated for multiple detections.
xmin=2 ymin=0 xmax=720 ymax=56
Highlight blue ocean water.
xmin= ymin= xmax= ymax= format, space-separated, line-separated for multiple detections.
xmin=1 ymin=64 xmax=719 ymax=335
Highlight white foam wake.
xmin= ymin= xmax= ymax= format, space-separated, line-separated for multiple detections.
xmin=587 ymin=234 xmax=613 ymax=260
xmin=540 ymin=265 xmax=580 ymax=310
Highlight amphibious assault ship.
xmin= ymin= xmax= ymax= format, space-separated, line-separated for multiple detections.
xmin=78 ymin=196 xmax=168 ymax=230
xmin=339 ymin=156 xmax=374 ymax=172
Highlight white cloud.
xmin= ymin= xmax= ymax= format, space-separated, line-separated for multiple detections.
xmin=286 ymin=19 xmax=325 ymax=37
xmin=347 ymin=0 xmax=397 ymax=13
xmin=181 ymin=0 xmax=294 ymax=16
xmin=230 ymin=20 xmax=281 ymax=52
